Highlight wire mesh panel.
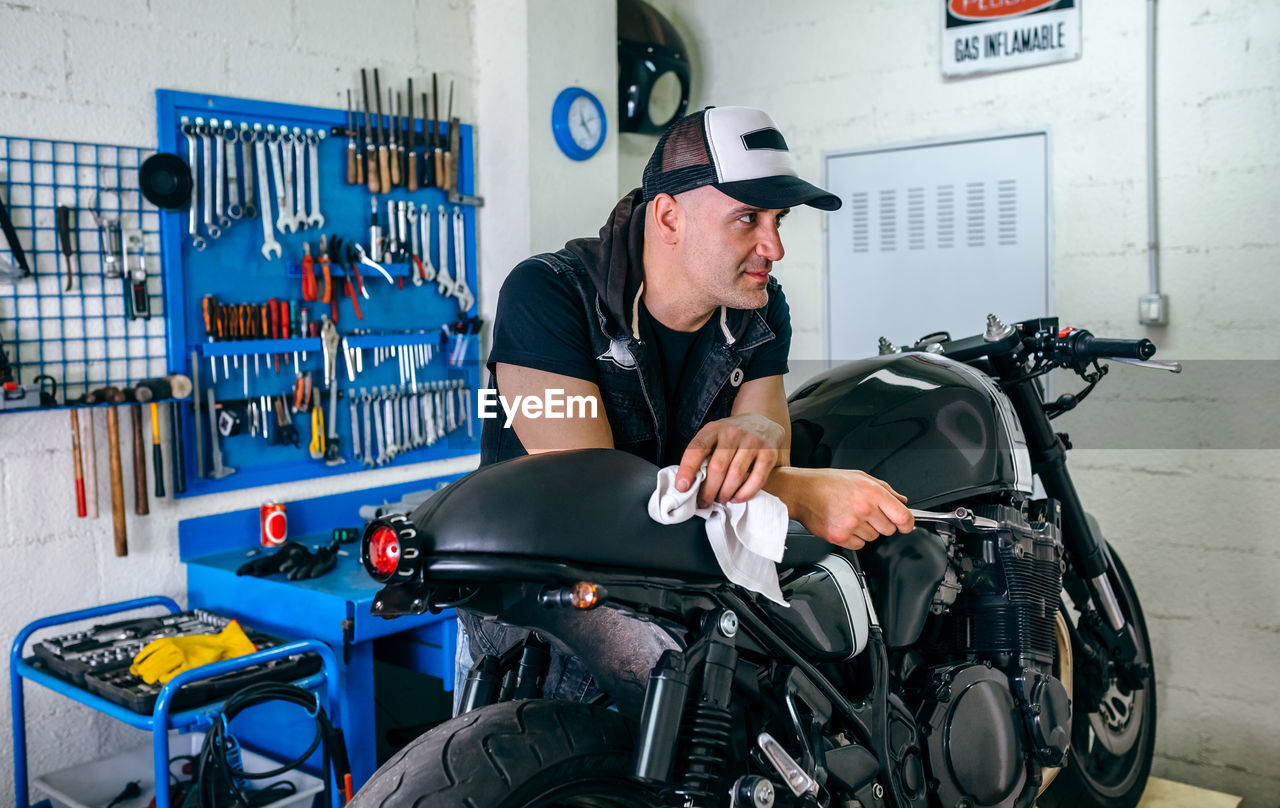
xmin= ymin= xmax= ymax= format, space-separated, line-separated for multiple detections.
xmin=0 ymin=135 xmax=168 ymax=407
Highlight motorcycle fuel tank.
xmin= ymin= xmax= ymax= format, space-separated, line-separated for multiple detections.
xmin=788 ymin=353 xmax=1033 ymax=508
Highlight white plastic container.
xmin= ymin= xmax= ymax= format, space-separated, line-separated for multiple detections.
xmin=32 ymin=730 xmax=324 ymax=808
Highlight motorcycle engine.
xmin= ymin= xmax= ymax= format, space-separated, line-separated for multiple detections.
xmin=909 ymin=499 xmax=1072 ymax=808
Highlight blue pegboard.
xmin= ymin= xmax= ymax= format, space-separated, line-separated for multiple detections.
xmin=0 ymin=134 xmax=168 ymax=406
xmin=155 ymin=90 xmax=481 ymax=497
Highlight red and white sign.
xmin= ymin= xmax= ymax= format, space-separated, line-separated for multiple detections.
xmin=943 ymin=0 xmax=1081 ymax=77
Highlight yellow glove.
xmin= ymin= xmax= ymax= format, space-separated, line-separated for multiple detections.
xmin=129 ymin=620 xmax=258 ymax=685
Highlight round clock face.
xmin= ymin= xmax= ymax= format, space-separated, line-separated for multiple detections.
xmin=568 ymin=95 xmax=603 ymax=150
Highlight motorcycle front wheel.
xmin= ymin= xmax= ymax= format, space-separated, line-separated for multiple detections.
xmin=1040 ymin=544 xmax=1157 ymax=808
xmin=349 ymin=699 xmax=663 ymax=808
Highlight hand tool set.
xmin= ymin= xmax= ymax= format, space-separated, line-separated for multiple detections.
xmin=157 ymin=87 xmax=481 ymax=496
xmin=1 ymin=134 xmax=169 ymax=414
xmin=4 ymin=87 xmax=480 ymax=517
xmin=30 ymin=609 xmax=321 ymax=714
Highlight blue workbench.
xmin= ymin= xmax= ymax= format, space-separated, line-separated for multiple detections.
xmin=178 ymin=470 xmax=469 ymax=789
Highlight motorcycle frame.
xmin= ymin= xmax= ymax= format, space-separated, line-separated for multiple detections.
xmin=402 ymin=552 xmax=907 ymax=803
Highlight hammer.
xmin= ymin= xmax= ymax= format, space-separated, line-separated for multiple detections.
xmin=85 ymin=387 xmax=128 ymax=556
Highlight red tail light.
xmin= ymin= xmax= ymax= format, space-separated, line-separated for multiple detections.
xmin=368 ymin=526 xmax=401 ymax=578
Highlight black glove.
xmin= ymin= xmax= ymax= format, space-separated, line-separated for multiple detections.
xmin=236 ymin=541 xmax=311 ymax=577
xmin=286 ymin=541 xmax=340 ymax=581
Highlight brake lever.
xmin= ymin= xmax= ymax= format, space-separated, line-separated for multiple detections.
xmin=1108 ymin=357 xmax=1182 ymax=373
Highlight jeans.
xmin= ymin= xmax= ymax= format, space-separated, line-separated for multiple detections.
xmin=453 ymin=606 xmax=682 ymax=718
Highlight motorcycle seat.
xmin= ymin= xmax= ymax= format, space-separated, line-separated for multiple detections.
xmin=410 ymin=448 xmax=834 ymax=579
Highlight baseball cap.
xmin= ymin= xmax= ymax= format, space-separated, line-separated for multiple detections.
xmin=642 ymin=106 xmax=841 ymax=211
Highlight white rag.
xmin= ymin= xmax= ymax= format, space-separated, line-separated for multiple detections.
xmin=647 ymin=463 xmax=790 ymax=606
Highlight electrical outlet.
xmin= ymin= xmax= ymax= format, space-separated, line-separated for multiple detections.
xmin=1139 ymin=293 xmax=1168 ymax=326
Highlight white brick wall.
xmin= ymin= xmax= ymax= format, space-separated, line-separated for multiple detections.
xmin=645 ymin=1 xmax=1279 ymax=804
xmin=0 ymin=0 xmax=479 ymax=801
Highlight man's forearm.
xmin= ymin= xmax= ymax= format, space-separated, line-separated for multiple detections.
xmin=763 ymin=466 xmax=807 ymax=522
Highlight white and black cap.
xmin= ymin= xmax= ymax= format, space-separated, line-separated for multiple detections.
xmin=642 ymin=106 xmax=841 ymax=211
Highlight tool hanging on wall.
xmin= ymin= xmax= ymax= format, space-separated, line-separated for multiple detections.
xmin=130 ymin=404 xmax=149 ymax=515
xmin=389 ymin=89 xmax=402 ymax=187
xmin=56 ymin=205 xmax=76 ymax=292
xmin=0 ymin=186 xmax=32 ymax=282
xmin=374 ymin=69 xmax=391 ymax=193
xmin=95 ymin=391 xmax=128 ymax=556
xmin=361 ymin=69 xmax=379 ymax=194
xmin=70 ymin=410 xmax=87 ymax=517
xmin=406 ymin=79 xmax=418 ymax=192
xmin=84 ymin=408 xmax=99 ymax=518
xmin=346 ymin=89 xmax=358 ymax=185
xmin=432 ymin=74 xmax=443 ymax=191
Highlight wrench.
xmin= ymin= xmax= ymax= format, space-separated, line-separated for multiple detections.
xmin=282 ymin=130 xmax=299 ymax=232
xmin=362 ymin=392 xmax=375 ymax=468
xmin=181 ymin=118 xmax=206 ymax=251
xmin=384 ymin=390 xmax=397 ymax=461
xmin=225 ymin=124 xmax=242 ymax=219
xmin=909 ymin=507 xmax=1001 ymax=532
xmin=292 ymin=127 xmax=307 ymax=230
xmin=452 ymin=206 xmax=474 ymax=311
xmin=239 ymin=124 xmax=258 ymax=219
xmin=253 ymin=125 xmax=282 ymax=261
xmin=418 ymin=206 xmax=436 ymax=281
xmin=307 ymin=129 xmax=325 ymax=228
xmin=212 ymin=119 xmax=230 ymax=229
xmin=196 ymin=118 xmax=221 ymax=239
xmin=407 ymin=203 xmax=424 ymax=286
xmin=268 ymin=128 xmax=292 ymax=234
xmin=351 ymin=397 xmax=362 ymax=463
xmin=373 ymin=391 xmax=386 ymax=466
xmin=435 ymin=205 xmax=455 ymax=296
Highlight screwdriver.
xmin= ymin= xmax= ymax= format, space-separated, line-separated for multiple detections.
xmin=421 ymin=91 xmax=433 ymax=188
xmin=407 ymin=79 xmax=418 ymax=192
xmin=301 ymin=242 xmax=317 ymax=301
xmin=346 ymin=89 xmax=358 ymax=185
xmin=389 ymin=88 xmax=401 ymax=187
xmin=432 ymin=74 xmax=443 ymax=189
xmin=202 ymin=296 xmax=218 ymax=382
xmin=361 ymin=69 xmax=379 ymax=193
xmin=374 ymin=68 xmax=390 ymax=194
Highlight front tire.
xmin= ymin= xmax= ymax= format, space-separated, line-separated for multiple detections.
xmin=350 ymin=700 xmax=662 ymax=808
xmin=1040 ymin=545 xmax=1156 ymax=808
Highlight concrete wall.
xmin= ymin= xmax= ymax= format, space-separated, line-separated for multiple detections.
xmin=652 ymin=1 xmax=1279 ymax=805
xmin=0 ymin=0 xmax=480 ymax=800
xmin=3 ymin=0 xmax=1277 ymax=805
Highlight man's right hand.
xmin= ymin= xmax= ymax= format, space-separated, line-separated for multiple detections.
xmin=768 ymin=467 xmax=914 ymax=550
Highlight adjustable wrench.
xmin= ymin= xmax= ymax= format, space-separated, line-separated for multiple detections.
xmin=253 ymin=125 xmax=282 ymax=261
xmin=196 ymin=118 xmax=221 ymax=239
xmin=239 ymin=124 xmax=258 ymax=219
xmin=292 ymin=127 xmax=307 ymax=230
xmin=224 ymin=124 xmax=242 ymax=219
xmin=307 ymin=130 xmax=325 ymax=228
xmin=212 ymin=119 xmax=230 ymax=229
xmin=452 ymin=206 xmax=474 ymax=311
xmin=181 ymin=118 xmax=206 ymax=251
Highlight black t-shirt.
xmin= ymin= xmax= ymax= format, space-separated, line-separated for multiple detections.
xmin=487 ymin=259 xmax=792 ymax=440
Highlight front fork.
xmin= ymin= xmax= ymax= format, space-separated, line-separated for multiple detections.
xmin=1001 ymin=375 xmax=1144 ymax=672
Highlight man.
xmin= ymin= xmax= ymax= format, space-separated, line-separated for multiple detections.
xmin=462 ymin=107 xmax=914 ymax=714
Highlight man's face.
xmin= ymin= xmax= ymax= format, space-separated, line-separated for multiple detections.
xmin=674 ymin=186 xmax=789 ymax=311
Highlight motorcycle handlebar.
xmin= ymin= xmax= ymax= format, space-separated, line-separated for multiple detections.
xmin=1052 ymin=330 xmax=1156 ymax=364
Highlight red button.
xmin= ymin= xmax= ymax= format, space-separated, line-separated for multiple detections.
xmin=1057 ymin=327 xmax=1075 ymax=338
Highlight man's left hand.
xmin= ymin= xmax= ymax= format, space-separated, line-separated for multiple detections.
xmin=675 ymin=414 xmax=786 ymax=507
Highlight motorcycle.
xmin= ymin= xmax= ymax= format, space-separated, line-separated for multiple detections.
xmin=352 ymin=315 xmax=1169 ymax=808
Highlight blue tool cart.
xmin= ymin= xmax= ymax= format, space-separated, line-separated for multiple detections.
xmin=10 ymin=596 xmax=342 ymax=808
xmin=178 ymin=471 xmax=466 ymax=789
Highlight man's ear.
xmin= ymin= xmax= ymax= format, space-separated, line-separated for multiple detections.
xmin=649 ymin=193 xmax=683 ymax=245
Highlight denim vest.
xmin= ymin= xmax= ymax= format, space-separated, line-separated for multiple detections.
xmin=481 ymin=249 xmax=781 ymax=467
